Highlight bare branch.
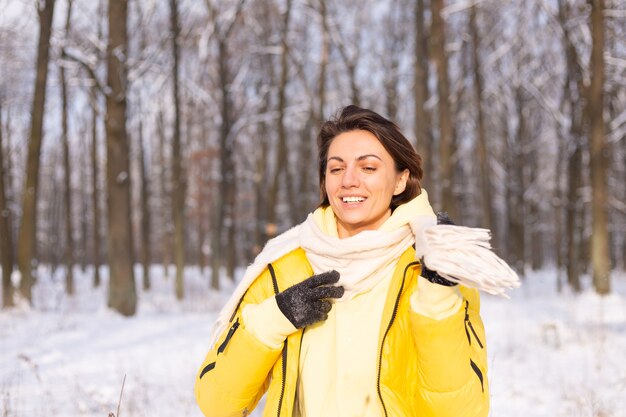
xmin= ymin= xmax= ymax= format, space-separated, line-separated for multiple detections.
xmin=63 ymin=47 xmax=107 ymax=95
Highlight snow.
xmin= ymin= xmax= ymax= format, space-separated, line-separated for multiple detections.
xmin=1 ymin=266 xmax=625 ymax=417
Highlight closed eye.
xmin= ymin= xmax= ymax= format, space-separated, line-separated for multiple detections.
xmin=363 ymin=166 xmax=376 ymax=172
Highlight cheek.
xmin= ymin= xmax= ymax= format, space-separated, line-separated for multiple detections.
xmin=324 ymin=176 xmax=336 ymax=198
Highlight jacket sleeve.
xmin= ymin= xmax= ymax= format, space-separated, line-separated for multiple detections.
xmin=194 ymin=268 xmax=282 ymax=417
xmin=410 ymin=286 xmax=489 ymax=417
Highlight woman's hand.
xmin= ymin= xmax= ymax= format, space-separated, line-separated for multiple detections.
xmin=420 ymin=212 xmax=520 ymax=296
xmin=420 ymin=212 xmax=458 ymax=286
xmin=276 ymin=270 xmax=344 ymax=329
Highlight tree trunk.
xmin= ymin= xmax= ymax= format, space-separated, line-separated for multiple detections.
xmin=208 ymin=1 xmax=246 ymax=287
xmin=588 ymin=0 xmax=610 ymax=294
xmin=0 ymin=101 xmax=14 ymax=308
xmin=79 ymin=139 xmax=88 ymax=273
xmin=566 ymin=144 xmax=582 ymax=292
xmin=60 ymin=0 xmax=74 ymax=295
xmin=211 ymin=38 xmax=231 ymax=288
xmin=267 ymin=0 xmax=296 ymax=231
xmin=318 ymin=0 xmax=329 ymax=126
xmin=138 ymin=113 xmax=151 ymax=291
xmin=106 ymin=0 xmax=136 ymax=316
xmin=348 ymin=63 xmax=360 ymax=107
xmin=507 ymin=87 xmax=526 ymax=275
xmin=554 ymin=130 xmax=565 ymax=292
xmin=170 ymin=0 xmax=185 ymax=298
xmin=90 ymin=88 xmax=102 ymax=288
xmin=251 ymin=2 xmax=273 ymax=256
xmin=16 ymin=0 xmax=56 ymax=302
xmin=157 ymin=110 xmax=171 ymax=280
xmin=557 ymin=0 xmax=583 ymax=292
xmin=253 ymin=108 xmax=269 ymax=255
xmin=414 ymin=0 xmax=432 ymax=193
xmin=226 ymin=173 xmax=237 ymax=280
xmin=469 ymin=4 xmax=493 ymax=232
xmin=431 ymin=0 xmax=457 ymax=219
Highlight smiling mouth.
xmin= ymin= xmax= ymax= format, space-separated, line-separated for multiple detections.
xmin=342 ymin=196 xmax=366 ymax=203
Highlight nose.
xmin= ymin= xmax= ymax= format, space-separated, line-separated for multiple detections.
xmin=341 ymin=165 xmax=359 ymax=188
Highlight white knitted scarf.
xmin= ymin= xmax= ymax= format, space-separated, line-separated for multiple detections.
xmin=209 ymin=191 xmax=436 ymax=347
xmin=209 ymin=189 xmax=520 ymax=346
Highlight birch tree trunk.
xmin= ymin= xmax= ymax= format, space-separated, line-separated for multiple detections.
xmin=16 ymin=0 xmax=56 ymax=302
xmin=106 ymin=0 xmax=136 ymax=316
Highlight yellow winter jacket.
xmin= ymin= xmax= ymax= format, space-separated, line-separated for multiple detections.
xmin=195 ymin=246 xmax=489 ymax=417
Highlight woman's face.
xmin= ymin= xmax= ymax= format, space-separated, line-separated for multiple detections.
xmin=325 ymin=130 xmax=409 ymax=238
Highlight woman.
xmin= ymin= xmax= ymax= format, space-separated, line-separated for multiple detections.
xmin=195 ymin=105 xmax=515 ymax=417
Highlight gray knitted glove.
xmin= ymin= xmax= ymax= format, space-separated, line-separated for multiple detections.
xmin=275 ymin=270 xmax=344 ymax=329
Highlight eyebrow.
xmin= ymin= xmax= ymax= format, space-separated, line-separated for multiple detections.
xmin=327 ymin=154 xmax=383 ymax=163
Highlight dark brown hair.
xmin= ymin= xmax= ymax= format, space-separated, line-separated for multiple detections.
xmin=317 ymin=105 xmax=423 ymax=209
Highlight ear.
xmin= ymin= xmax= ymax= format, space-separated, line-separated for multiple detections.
xmin=393 ymin=169 xmax=410 ymax=196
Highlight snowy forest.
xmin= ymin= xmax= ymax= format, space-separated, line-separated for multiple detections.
xmin=0 ymin=0 xmax=624 ymax=314
xmin=1 ymin=0 xmax=626 ymax=416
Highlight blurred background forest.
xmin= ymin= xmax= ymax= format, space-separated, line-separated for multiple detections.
xmin=0 ymin=0 xmax=625 ymax=315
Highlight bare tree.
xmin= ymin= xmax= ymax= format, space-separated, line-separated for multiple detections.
xmin=431 ymin=0 xmax=457 ymax=218
xmin=208 ymin=0 xmax=246 ymax=288
xmin=506 ymin=86 xmax=527 ymax=275
xmin=588 ymin=0 xmax=610 ymax=294
xmin=327 ymin=1 xmax=363 ymax=107
xmin=557 ymin=0 xmax=585 ymax=291
xmin=60 ymin=0 xmax=75 ymax=295
xmin=414 ymin=0 xmax=432 ymax=192
xmin=250 ymin=1 xmax=275 ymax=255
xmin=469 ymin=4 xmax=494 ymax=232
xmin=0 ymin=99 xmax=14 ymax=308
xmin=138 ymin=109 xmax=151 ymax=291
xmin=170 ymin=0 xmax=185 ymax=299
xmin=157 ymin=109 xmax=172 ymax=280
xmin=267 ymin=0 xmax=296 ymax=234
xmin=90 ymin=87 xmax=102 ymax=288
xmin=16 ymin=0 xmax=56 ymax=302
xmin=382 ymin=0 xmax=409 ymax=121
xmin=106 ymin=0 xmax=136 ymax=315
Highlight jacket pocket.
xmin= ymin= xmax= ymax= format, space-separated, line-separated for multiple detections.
xmin=470 ymin=359 xmax=484 ymax=392
xmin=199 ymin=362 xmax=215 ymax=379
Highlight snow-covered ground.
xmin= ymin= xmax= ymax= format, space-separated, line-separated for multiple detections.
xmin=1 ymin=265 xmax=625 ymax=417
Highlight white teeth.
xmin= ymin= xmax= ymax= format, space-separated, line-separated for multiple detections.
xmin=342 ymin=196 xmax=365 ymax=203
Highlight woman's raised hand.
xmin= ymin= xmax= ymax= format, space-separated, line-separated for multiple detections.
xmin=275 ymin=271 xmax=344 ymax=329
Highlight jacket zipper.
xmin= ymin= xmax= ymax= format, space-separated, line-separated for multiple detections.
xmin=267 ymin=263 xmax=287 ymax=417
xmin=376 ymin=261 xmax=419 ymax=417
xmin=217 ymin=319 xmax=240 ymax=355
xmin=464 ymin=300 xmax=485 ymax=391
xmin=464 ymin=301 xmax=483 ymax=348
